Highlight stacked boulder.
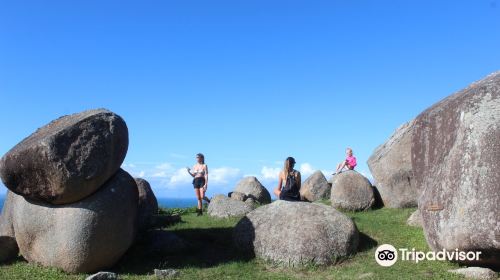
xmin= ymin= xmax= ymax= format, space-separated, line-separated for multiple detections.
xmin=412 ymin=72 xmax=500 ymax=266
xmin=367 ymin=119 xmax=418 ymax=208
xmin=330 ymin=171 xmax=374 ymax=211
xmin=233 ymin=200 xmax=359 ymax=266
xmin=299 ymin=170 xmax=330 ymax=202
xmin=208 ymin=176 xmax=271 ymax=218
xmin=0 ymin=109 xmax=143 ymax=273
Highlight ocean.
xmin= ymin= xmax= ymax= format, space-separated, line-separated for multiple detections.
xmin=0 ymin=196 xmax=197 ymax=210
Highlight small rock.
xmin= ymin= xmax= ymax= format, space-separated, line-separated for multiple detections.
xmin=85 ymin=272 xmax=118 ymax=280
xmin=448 ymin=267 xmax=497 ymax=280
xmin=154 ymin=269 xmax=179 ymax=279
xmin=406 ymin=210 xmax=422 ymax=227
xmin=229 ymin=191 xmax=247 ymax=202
xmin=245 ymin=198 xmax=256 ymax=205
xmin=358 ymin=272 xmax=374 ymax=279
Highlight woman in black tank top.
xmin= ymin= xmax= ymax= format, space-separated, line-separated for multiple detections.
xmin=273 ymin=157 xmax=302 ymax=201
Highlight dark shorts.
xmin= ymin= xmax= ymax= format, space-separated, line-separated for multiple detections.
xmin=193 ymin=177 xmax=206 ymax=189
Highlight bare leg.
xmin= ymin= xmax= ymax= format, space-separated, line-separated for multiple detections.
xmin=335 ymin=161 xmax=347 ymax=173
xmin=194 ymin=189 xmax=202 ymax=209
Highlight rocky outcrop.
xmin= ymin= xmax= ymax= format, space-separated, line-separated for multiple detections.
xmin=413 ymin=71 xmax=500 ymax=266
xmin=233 ymin=177 xmax=271 ymax=204
xmin=300 ymin=171 xmax=330 ymax=202
xmin=368 ymin=119 xmax=418 ymax=208
xmin=330 ymin=171 xmax=374 ymax=211
xmin=233 ymin=200 xmax=359 ymax=266
xmin=135 ymin=178 xmax=159 ymax=232
xmin=0 ymin=109 xmax=128 ymax=205
xmin=208 ymin=195 xmax=256 ymax=218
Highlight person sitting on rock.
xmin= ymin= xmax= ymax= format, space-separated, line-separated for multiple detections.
xmin=333 ymin=148 xmax=357 ymax=175
xmin=274 ymin=157 xmax=302 ymax=201
xmin=187 ymin=153 xmax=210 ymax=216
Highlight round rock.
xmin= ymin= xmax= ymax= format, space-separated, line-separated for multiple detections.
xmin=233 ymin=200 xmax=359 ymax=266
xmin=300 ymin=170 xmax=331 ymax=202
xmin=233 ymin=177 xmax=271 ymax=204
xmin=208 ymin=195 xmax=256 ymax=218
xmin=0 ymin=109 xmax=129 ymax=205
xmin=330 ymin=171 xmax=374 ymax=211
xmin=9 ymin=169 xmax=138 ymax=273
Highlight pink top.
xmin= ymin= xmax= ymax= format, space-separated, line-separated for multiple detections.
xmin=346 ymin=156 xmax=357 ymax=169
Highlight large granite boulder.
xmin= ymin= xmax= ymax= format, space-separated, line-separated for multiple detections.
xmin=300 ymin=170 xmax=331 ymax=202
xmin=233 ymin=177 xmax=271 ymax=204
xmin=135 ymin=178 xmax=159 ymax=232
xmin=412 ymin=71 xmax=500 ymax=266
xmin=330 ymin=171 xmax=374 ymax=211
xmin=0 ymin=191 xmax=19 ymax=263
xmin=8 ymin=169 xmax=138 ymax=273
xmin=0 ymin=109 xmax=129 ymax=205
xmin=368 ymin=119 xmax=418 ymax=208
xmin=208 ymin=195 xmax=256 ymax=218
xmin=233 ymin=200 xmax=359 ymax=266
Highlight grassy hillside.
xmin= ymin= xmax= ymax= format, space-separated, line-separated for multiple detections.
xmin=0 ymin=206 xmax=468 ymax=280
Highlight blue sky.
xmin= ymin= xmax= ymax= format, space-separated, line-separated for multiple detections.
xmin=1 ymin=1 xmax=499 ymax=198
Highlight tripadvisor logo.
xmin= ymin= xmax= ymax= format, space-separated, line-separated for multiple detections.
xmin=375 ymin=244 xmax=482 ymax=267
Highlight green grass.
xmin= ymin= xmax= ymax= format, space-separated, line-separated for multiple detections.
xmin=0 ymin=206 xmax=472 ymax=280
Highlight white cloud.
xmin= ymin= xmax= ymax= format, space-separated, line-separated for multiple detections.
xmin=169 ymin=168 xmax=193 ymax=185
xmin=209 ymin=167 xmax=241 ymax=184
xmin=299 ymin=163 xmax=315 ymax=178
xmin=261 ymin=166 xmax=281 ymax=180
xmin=156 ymin=163 xmax=175 ymax=171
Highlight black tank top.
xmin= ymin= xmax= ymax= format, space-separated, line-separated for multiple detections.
xmin=280 ymin=170 xmax=301 ymax=201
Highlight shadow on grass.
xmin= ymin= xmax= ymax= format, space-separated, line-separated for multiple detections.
xmin=113 ymin=227 xmax=254 ymax=275
xmin=357 ymin=232 xmax=378 ymax=253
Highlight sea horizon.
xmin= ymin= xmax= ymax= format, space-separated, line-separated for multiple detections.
xmin=0 ymin=194 xmax=198 ymax=210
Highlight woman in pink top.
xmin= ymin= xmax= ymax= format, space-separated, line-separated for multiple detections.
xmin=333 ymin=148 xmax=357 ymax=175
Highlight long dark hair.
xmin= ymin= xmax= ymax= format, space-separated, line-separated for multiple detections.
xmin=197 ymin=153 xmax=205 ymax=164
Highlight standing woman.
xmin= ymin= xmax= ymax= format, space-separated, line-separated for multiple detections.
xmin=187 ymin=153 xmax=209 ymax=216
xmin=273 ymin=157 xmax=302 ymax=201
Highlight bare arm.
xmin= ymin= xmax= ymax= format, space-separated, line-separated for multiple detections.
xmin=187 ymin=166 xmax=195 ymax=177
xmin=296 ymin=171 xmax=302 ymax=190
xmin=203 ymin=165 xmax=209 ymax=189
xmin=274 ymin=172 xmax=283 ymax=198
